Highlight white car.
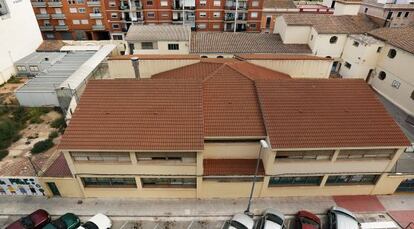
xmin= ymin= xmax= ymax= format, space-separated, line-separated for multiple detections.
xmin=225 ymin=213 xmax=255 ymax=229
xmin=77 ymin=214 xmax=112 ymax=229
xmin=256 ymin=208 xmax=285 ymax=229
xmin=328 ymin=206 xmax=360 ymax=229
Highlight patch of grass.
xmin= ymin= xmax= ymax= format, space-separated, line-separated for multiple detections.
xmin=6 ymin=76 xmax=21 ymax=84
xmin=48 ymin=131 xmax=59 ymax=139
xmin=50 ymin=117 xmax=66 ymax=133
xmin=0 ymin=119 xmax=18 ymax=149
xmin=27 ymin=107 xmax=50 ymax=124
xmin=31 ymin=139 xmax=54 ymax=154
xmin=0 ymin=150 xmax=8 ymax=161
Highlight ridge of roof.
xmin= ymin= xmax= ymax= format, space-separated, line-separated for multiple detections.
xmin=202 ymin=63 xmax=230 ymax=82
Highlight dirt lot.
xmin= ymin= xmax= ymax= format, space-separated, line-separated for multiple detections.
xmin=0 ymin=78 xmax=28 ymax=105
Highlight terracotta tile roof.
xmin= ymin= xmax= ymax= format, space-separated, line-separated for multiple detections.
xmin=125 ymin=25 xmax=191 ymax=41
xmin=264 ymin=0 xmax=297 ymax=9
xmin=235 ymin=54 xmax=332 ymax=61
xmin=255 ymin=79 xmax=411 ymax=149
xmin=368 ymin=26 xmax=414 ymax=54
xmin=204 ymin=159 xmax=265 ymax=176
xmin=108 ymin=54 xmax=200 ymax=60
xmin=282 ymin=14 xmax=380 ymax=34
xmin=191 ymin=32 xmax=311 ymax=54
xmin=43 ymin=153 xmax=72 ymax=177
xmin=36 ymin=40 xmax=65 ymax=52
xmin=153 ymin=61 xmax=289 ymax=137
xmin=60 ymin=80 xmax=204 ymax=151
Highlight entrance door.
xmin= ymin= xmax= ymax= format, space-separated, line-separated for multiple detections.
xmin=46 ymin=182 xmax=61 ymax=196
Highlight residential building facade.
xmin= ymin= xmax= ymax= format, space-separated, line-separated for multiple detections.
xmin=360 ymin=0 xmax=414 ymax=27
xmin=0 ymin=0 xmax=42 ymax=84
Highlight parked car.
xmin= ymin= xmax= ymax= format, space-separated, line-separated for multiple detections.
xmin=327 ymin=206 xmax=360 ymax=229
xmin=43 ymin=213 xmax=80 ymax=229
xmin=256 ymin=208 xmax=285 ymax=229
xmin=294 ymin=210 xmax=321 ymax=229
xmin=224 ymin=213 xmax=255 ymax=229
xmin=6 ymin=209 xmax=51 ymax=229
xmin=77 ymin=214 xmax=111 ymax=229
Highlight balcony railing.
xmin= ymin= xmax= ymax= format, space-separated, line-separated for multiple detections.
xmin=36 ymin=14 xmax=50 ymax=19
xmin=48 ymin=1 xmax=62 ymax=7
xmin=51 ymin=13 xmax=66 ymax=19
xmin=55 ymin=25 xmax=69 ymax=31
xmin=86 ymin=1 xmax=101 ymax=6
xmin=89 ymin=13 xmax=103 ymax=19
xmin=92 ymin=25 xmax=105 ymax=30
xmin=31 ymin=1 xmax=46 ymax=7
xmin=39 ymin=25 xmax=54 ymax=31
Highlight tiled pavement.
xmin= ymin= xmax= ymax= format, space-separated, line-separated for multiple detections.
xmin=333 ymin=195 xmax=386 ymax=212
xmin=389 ymin=211 xmax=414 ymax=228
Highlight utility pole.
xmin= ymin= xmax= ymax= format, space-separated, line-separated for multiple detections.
xmin=27 ymin=156 xmax=39 ymax=176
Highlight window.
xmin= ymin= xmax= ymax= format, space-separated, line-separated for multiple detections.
xmin=337 ymin=149 xmax=395 ymax=160
xmin=81 ymin=19 xmax=88 ymax=24
xmin=397 ymin=11 xmax=402 ymax=17
xmin=353 ymin=41 xmax=359 ymax=47
xmin=326 ymin=175 xmax=379 ymax=185
xmin=310 ymin=35 xmax=313 ymax=41
xmin=213 ymin=0 xmax=220 ymax=6
xmin=71 ymin=152 xmax=131 ymax=162
xmin=268 ymin=176 xmax=323 ymax=187
xmin=147 ymin=12 xmax=155 ymax=17
xmin=82 ymin=177 xmax=136 ymax=188
xmin=405 ymin=12 xmax=409 ymax=18
xmin=198 ymin=23 xmax=207 ymax=29
xmin=136 ymin=152 xmax=196 ymax=163
xmin=411 ymin=90 xmax=414 ymax=100
xmin=146 ymin=0 xmax=153 ymax=5
xmin=78 ymin=7 xmax=85 ymax=13
xmin=112 ymin=34 xmax=123 ymax=40
xmin=250 ymin=12 xmax=258 ymax=18
xmin=68 ymin=7 xmax=77 ymax=13
xmin=329 ymin=36 xmax=338 ymax=44
xmin=388 ymin=49 xmax=397 ymax=58
xmin=161 ymin=12 xmax=168 ymax=17
xmin=199 ymin=11 xmax=206 ymax=17
xmin=141 ymin=178 xmax=196 ymax=188
xmin=276 ymin=150 xmax=334 ymax=160
xmin=16 ymin=66 xmax=27 ymax=72
xmin=168 ymin=43 xmax=179 ymax=50
xmin=217 ymin=56 xmax=224 ymax=58
xmin=45 ymin=33 xmax=55 ymax=39
xmin=203 ymin=177 xmax=264 ymax=182
xmin=141 ymin=42 xmax=154 ymax=49
xmin=112 ymin=24 xmax=119 ymax=29
xmin=29 ymin=66 xmax=39 ymax=72
xmin=213 ymin=24 xmax=220 ymax=29
xmin=111 ymin=13 xmax=117 ymax=18
xmin=72 ymin=19 xmax=80 ymax=24
xmin=377 ymin=47 xmax=382 ymax=53
xmin=364 ymin=7 xmax=368 ymax=13
xmin=252 ymin=1 xmax=259 ymax=7
xmin=378 ymin=71 xmax=386 ymax=80
xmin=76 ymin=0 xmax=84 ymax=3
xmin=344 ymin=62 xmax=352 ymax=69
xmin=40 ymin=8 xmax=47 ymax=14
xmin=213 ymin=12 xmax=220 ymax=18
xmin=200 ymin=0 xmax=206 ymax=5
xmin=109 ymin=1 xmax=116 ymax=7
xmin=249 ymin=23 xmax=256 ymax=28
xmin=160 ymin=0 xmax=167 ymax=6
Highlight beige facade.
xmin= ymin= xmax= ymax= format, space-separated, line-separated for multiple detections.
xmin=274 ymin=17 xmax=311 ymax=44
xmin=333 ymin=2 xmax=361 ymax=15
xmin=130 ymin=41 xmax=190 ymax=55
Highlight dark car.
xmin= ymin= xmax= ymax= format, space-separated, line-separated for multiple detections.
xmin=295 ymin=210 xmax=321 ymax=229
xmin=6 ymin=209 xmax=51 ymax=229
xmin=43 ymin=213 xmax=81 ymax=229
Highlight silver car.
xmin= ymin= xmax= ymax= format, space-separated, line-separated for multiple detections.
xmin=256 ymin=208 xmax=285 ymax=229
xmin=224 ymin=213 xmax=255 ymax=229
xmin=328 ymin=206 xmax=360 ymax=229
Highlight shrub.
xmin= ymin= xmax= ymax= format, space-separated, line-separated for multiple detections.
xmin=27 ymin=107 xmax=50 ymax=124
xmin=50 ymin=117 xmax=66 ymax=133
xmin=0 ymin=150 xmax=8 ymax=161
xmin=31 ymin=139 xmax=54 ymax=154
xmin=48 ymin=131 xmax=59 ymax=139
xmin=0 ymin=119 xmax=18 ymax=149
xmin=7 ymin=76 xmax=21 ymax=84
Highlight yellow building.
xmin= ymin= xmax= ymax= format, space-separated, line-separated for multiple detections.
xmin=39 ymin=60 xmax=411 ymax=198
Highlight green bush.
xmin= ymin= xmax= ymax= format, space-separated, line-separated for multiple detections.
xmin=31 ymin=139 xmax=54 ymax=154
xmin=7 ymin=76 xmax=21 ymax=84
xmin=50 ymin=117 xmax=66 ymax=133
xmin=48 ymin=131 xmax=59 ymax=139
xmin=0 ymin=150 xmax=8 ymax=161
xmin=0 ymin=119 xmax=18 ymax=149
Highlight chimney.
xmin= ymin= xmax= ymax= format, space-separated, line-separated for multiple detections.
xmin=131 ymin=57 xmax=140 ymax=79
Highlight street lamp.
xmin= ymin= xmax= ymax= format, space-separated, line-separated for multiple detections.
xmin=245 ymin=139 xmax=269 ymax=216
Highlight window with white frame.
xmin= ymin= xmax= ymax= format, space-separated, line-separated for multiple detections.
xmin=147 ymin=11 xmax=155 ymax=17
xmin=199 ymin=11 xmax=206 ymax=17
xmin=136 ymin=152 xmax=196 ymax=163
xmin=213 ymin=12 xmax=220 ymax=17
xmin=337 ymin=149 xmax=395 ymax=160
xmin=69 ymin=7 xmax=77 ymax=13
xmin=81 ymin=19 xmax=89 ymax=24
xmin=111 ymin=13 xmax=117 ymax=18
xmin=160 ymin=0 xmax=168 ymax=6
xmin=198 ymin=23 xmax=207 ymax=29
xmin=72 ymin=19 xmax=80 ymax=24
xmin=276 ymin=150 xmax=335 ymax=160
xmin=250 ymin=12 xmax=258 ymax=18
xmin=200 ymin=0 xmax=206 ymax=5
xmin=213 ymin=0 xmax=220 ymax=6
xmin=252 ymin=0 xmax=259 ymax=6
xmin=71 ymin=152 xmax=131 ymax=162
xmin=78 ymin=7 xmax=85 ymax=13
xmin=168 ymin=43 xmax=179 ymax=50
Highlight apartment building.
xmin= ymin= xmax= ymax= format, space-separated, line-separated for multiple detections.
xmin=0 ymin=0 xmax=42 ymax=84
xmin=360 ymin=0 xmax=414 ymax=27
xmin=37 ymin=58 xmax=411 ymax=198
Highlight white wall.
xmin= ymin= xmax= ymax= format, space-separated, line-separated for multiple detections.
xmin=0 ymin=0 xmax=42 ymax=84
xmin=334 ymin=2 xmax=361 ymax=15
xmin=274 ymin=17 xmax=312 ymax=44
xmin=132 ymin=41 xmax=189 ymax=55
xmin=311 ymin=31 xmax=347 ymax=59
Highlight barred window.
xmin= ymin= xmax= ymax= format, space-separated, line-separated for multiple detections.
xmin=203 ymin=177 xmax=264 ymax=183
xmin=326 ymin=175 xmax=379 ymax=185
xmin=136 ymin=152 xmax=196 ymax=163
xmin=268 ymin=176 xmax=323 ymax=187
xmin=337 ymin=149 xmax=395 ymax=160
xmin=141 ymin=178 xmax=196 ymax=188
xmin=276 ymin=150 xmax=334 ymax=160
xmin=82 ymin=177 xmax=136 ymax=188
xmin=71 ymin=152 xmax=131 ymax=162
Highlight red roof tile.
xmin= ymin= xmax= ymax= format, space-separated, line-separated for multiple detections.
xmin=235 ymin=54 xmax=332 ymax=61
xmin=255 ymin=79 xmax=410 ymax=149
xmin=60 ymin=80 xmax=204 ymax=151
xmin=43 ymin=154 xmax=72 ymax=177
xmin=108 ymin=54 xmax=200 ymax=60
xmin=204 ymin=159 xmax=265 ymax=176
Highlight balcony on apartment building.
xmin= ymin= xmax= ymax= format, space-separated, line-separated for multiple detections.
xmin=130 ymin=1 xmax=142 ymax=10
xmin=92 ymin=24 xmax=105 ymax=30
xmin=36 ymin=13 xmax=50 ymax=19
xmin=39 ymin=25 xmax=54 ymax=31
xmin=120 ymin=2 xmax=130 ymax=10
xmin=225 ymin=1 xmax=248 ymax=10
xmin=89 ymin=13 xmax=103 ymax=19
xmin=86 ymin=0 xmax=101 ymax=6
xmin=55 ymin=25 xmax=69 ymax=31
xmin=51 ymin=13 xmax=66 ymax=19
xmin=48 ymin=0 xmax=62 ymax=7
xmin=31 ymin=1 xmax=46 ymax=7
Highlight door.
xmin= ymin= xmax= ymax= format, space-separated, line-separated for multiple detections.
xmin=46 ymin=182 xmax=61 ymax=196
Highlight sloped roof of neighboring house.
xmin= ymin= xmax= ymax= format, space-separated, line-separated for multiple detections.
xmin=59 ymin=80 xmax=204 ymax=151
xmin=42 ymin=153 xmax=72 ymax=177
xmin=264 ymin=0 xmax=296 ymax=9
xmin=368 ymin=26 xmax=414 ymax=54
xmin=204 ymin=159 xmax=265 ymax=176
xmin=281 ymin=14 xmax=380 ymax=34
xmin=255 ymin=79 xmax=410 ymax=149
xmin=125 ymin=24 xmax=191 ymax=41
xmin=153 ymin=61 xmax=290 ymax=137
xmin=190 ymin=32 xmax=311 ymax=54
xmin=36 ymin=40 xmax=66 ymax=52
xmin=235 ymin=54 xmax=331 ymax=61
